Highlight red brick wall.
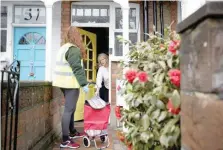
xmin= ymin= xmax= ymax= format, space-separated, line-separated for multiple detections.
xmin=1 ymin=83 xmax=63 ymax=150
xmin=170 ymin=2 xmax=178 ymax=30
xmin=146 ymin=1 xmax=178 ymax=33
xmin=61 ymin=1 xmax=72 ymax=45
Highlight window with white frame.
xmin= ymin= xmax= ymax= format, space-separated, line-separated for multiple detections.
xmin=71 ymin=5 xmax=110 ymax=24
xmin=1 ymin=6 xmax=7 ymax=52
xmin=114 ymin=6 xmax=139 ymax=56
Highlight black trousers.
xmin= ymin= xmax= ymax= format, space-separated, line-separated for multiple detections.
xmin=99 ymin=85 xmax=109 ymax=103
xmin=61 ymin=88 xmax=80 ymax=141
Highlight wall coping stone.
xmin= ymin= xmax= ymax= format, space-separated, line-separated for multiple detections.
xmin=1 ymin=81 xmax=52 ymax=88
xmin=177 ymin=2 xmax=223 ymax=33
xmin=20 ymin=81 xmax=52 ymax=87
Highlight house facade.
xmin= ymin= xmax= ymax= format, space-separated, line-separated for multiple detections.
xmin=1 ymin=0 xmax=180 ymax=121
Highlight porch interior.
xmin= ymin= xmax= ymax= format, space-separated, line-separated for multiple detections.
xmin=81 ymin=27 xmax=109 ymax=58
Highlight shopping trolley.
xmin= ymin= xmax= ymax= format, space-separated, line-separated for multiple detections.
xmin=82 ymin=82 xmax=111 ymax=149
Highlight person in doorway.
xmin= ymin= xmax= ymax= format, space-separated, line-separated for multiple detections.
xmin=52 ymin=26 xmax=88 ymax=149
xmin=95 ymin=53 xmax=109 ymax=103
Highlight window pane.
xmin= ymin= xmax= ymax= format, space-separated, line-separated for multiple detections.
xmin=115 ymin=8 xmax=122 ymax=29
xmin=19 ymin=37 xmax=30 ymax=45
xmin=89 ymin=61 xmax=93 ymax=70
xmin=115 ymin=8 xmax=136 ymax=29
xmin=1 ymin=6 xmax=7 ymax=28
xmin=36 ymin=37 xmax=45 ymax=45
xmin=114 ymin=32 xmax=123 ymax=56
xmin=114 ymin=32 xmax=138 ymax=56
xmin=1 ymin=30 xmax=7 ymax=52
xmin=89 ymin=70 xmax=93 ymax=80
xmin=89 ymin=50 xmax=93 ymax=60
xmin=72 ymin=5 xmax=109 ymax=24
xmin=129 ymin=8 xmax=136 ymax=29
xmin=18 ymin=32 xmax=45 ymax=45
xmin=84 ymin=61 xmax=87 ymax=69
xmin=14 ymin=6 xmax=46 ymax=24
xmin=130 ymin=33 xmax=138 ymax=44
xmin=24 ymin=32 xmax=33 ymax=43
xmin=33 ymin=32 xmax=42 ymax=43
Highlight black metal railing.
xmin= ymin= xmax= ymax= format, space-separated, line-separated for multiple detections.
xmin=1 ymin=60 xmax=20 ymax=150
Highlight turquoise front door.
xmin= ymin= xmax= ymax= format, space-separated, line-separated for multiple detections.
xmin=14 ymin=27 xmax=46 ymax=80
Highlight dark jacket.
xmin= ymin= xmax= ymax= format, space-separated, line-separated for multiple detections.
xmin=65 ymin=46 xmax=88 ymax=87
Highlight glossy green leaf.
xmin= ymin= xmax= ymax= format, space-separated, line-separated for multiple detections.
xmin=158 ymin=61 xmax=167 ymax=70
xmin=157 ymin=111 xmax=168 ymax=122
xmin=160 ymin=134 xmax=169 ymax=147
xmin=167 ymin=57 xmax=173 ymax=68
xmin=140 ymin=132 xmax=153 ymax=143
xmin=159 ymin=73 xmax=165 ymax=83
xmin=171 ymin=90 xmax=181 ymax=109
xmin=141 ymin=114 xmax=150 ymax=130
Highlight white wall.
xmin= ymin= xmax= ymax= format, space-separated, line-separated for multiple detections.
xmin=51 ymin=1 xmax=61 ymax=76
xmin=181 ymin=0 xmax=207 ymax=20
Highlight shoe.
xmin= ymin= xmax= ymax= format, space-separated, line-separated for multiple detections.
xmin=60 ymin=140 xmax=80 ymax=149
xmin=69 ymin=131 xmax=86 ymax=139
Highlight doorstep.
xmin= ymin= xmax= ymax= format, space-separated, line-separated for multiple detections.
xmin=48 ymin=122 xmax=127 ymax=150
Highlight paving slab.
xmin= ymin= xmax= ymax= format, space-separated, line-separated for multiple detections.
xmin=48 ymin=122 xmax=127 ymax=150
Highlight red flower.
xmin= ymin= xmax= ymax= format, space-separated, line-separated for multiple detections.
xmin=128 ymin=144 xmax=132 ymax=150
xmin=115 ymin=106 xmax=122 ymax=119
xmin=137 ymin=72 xmax=148 ymax=83
xmin=125 ymin=70 xmax=137 ymax=83
xmin=168 ymin=69 xmax=180 ymax=77
xmin=168 ymin=69 xmax=181 ymax=87
xmin=167 ymin=100 xmax=180 ymax=115
xmin=170 ymin=76 xmax=180 ymax=87
xmin=117 ymin=85 xmax=121 ymax=91
xmin=168 ymin=40 xmax=180 ymax=55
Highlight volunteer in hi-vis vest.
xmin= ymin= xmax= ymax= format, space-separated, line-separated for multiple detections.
xmin=52 ymin=27 xmax=88 ymax=149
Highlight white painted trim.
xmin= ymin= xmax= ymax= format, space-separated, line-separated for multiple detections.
xmin=72 ymin=2 xmax=114 ymax=6
xmin=1 ymin=1 xmax=44 ymax=5
xmin=71 ymin=23 xmax=110 ymax=28
xmin=45 ymin=5 xmax=53 ymax=81
xmin=12 ymin=24 xmax=46 ymax=27
xmin=113 ymin=29 xmax=139 ymax=33
xmin=0 ymin=3 xmax=13 ymax=64
xmin=109 ymin=4 xmax=115 ymax=56
xmin=110 ymin=56 xmax=124 ymax=62
xmin=177 ymin=1 xmax=182 ymax=23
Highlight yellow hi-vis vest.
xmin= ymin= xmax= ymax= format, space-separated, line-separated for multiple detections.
xmin=52 ymin=43 xmax=83 ymax=88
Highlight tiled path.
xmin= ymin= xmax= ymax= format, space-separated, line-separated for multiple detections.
xmin=48 ymin=122 xmax=127 ymax=150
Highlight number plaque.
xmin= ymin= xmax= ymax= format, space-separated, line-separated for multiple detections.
xmin=14 ymin=6 xmax=46 ymax=24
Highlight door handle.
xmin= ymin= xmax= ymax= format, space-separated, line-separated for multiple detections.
xmin=28 ymin=61 xmax=35 ymax=78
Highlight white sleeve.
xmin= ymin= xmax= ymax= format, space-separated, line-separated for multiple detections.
xmin=96 ymin=67 xmax=103 ymax=89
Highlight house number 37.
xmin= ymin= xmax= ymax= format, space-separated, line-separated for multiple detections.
xmin=24 ymin=8 xmax=40 ymax=21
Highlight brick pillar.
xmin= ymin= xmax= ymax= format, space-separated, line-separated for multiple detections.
xmin=177 ymin=2 xmax=223 ymax=150
xmin=170 ymin=1 xmax=177 ymax=30
xmin=61 ymin=1 xmax=71 ymax=45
